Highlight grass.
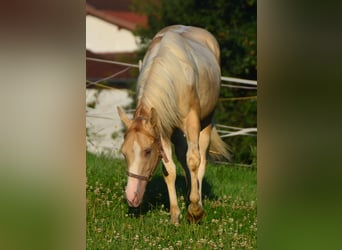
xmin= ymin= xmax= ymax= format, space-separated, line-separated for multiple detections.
xmin=86 ymin=152 xmax=257 ymax=249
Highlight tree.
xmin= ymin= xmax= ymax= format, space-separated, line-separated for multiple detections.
xmin=131 ymin=0 xmax=257 ymax=164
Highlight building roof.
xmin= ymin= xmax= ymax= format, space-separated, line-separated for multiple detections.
xmin=86 ymin=2 xmax=147 ymax=31
xmin=86 ymin=0 xmax=145 ymax=84
xmin=86 ymin=0 xmax=132 ymax=10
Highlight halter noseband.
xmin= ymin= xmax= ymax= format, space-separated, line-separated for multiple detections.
xmin=126 ymin=170 xmax=151 ymax=182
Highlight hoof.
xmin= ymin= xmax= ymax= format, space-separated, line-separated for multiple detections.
xmin=170 ymin=205 xmax=180 ymax=225
xmin=170 ymin=215 xmax=180 ymax=225
xmin=187 ymin=204 xmax=204 ymax=223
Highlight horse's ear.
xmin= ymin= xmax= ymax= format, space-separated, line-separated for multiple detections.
xmin=150 ymin=108 xmax=158 ymax=128
xmin=117 ymin=106 xmax=132 ymax=128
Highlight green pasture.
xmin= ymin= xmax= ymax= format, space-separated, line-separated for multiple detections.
xmin=86 ymin=152 xmax=257 ymax=249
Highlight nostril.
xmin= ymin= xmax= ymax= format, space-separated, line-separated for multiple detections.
xmin=126 ymin=192 xmax=140 ymax=207
xmin=127 ymin=199 xmax=134 ymax=207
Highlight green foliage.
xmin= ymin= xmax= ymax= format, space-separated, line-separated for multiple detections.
xmin=132 ymin=0 xmax=256 ymax=78
xmin=86 ymin=152 xmax=257 ymax=249
xmin=131 ymin=0 xmax=257 ymax=164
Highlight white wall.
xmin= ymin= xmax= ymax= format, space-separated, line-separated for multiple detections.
xmin=86 ymin=15 xmax=138 ymax=53
xmin=86 ymin=89 xmax=133 ymax=157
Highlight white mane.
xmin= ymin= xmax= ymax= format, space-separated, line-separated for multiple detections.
xmin=137 ymin=31 xmax=194 ymax=136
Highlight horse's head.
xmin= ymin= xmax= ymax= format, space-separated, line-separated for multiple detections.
xmin=117 ymin=107 xmax=162 ymax=207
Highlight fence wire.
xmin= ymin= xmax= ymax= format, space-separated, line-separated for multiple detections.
xmin=86 ymin=57 xmax=257 ymax=87
xmin=86 ymin=57 xmax=257 ymax=138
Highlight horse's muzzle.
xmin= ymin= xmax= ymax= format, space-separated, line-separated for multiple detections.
xmin=125 ymin=177 xmax=147 ymax=208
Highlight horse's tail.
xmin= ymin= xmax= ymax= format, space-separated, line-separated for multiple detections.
xmin=209 ymin=126 xmax=231 ymax=161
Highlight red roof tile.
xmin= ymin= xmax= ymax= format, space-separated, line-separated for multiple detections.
xmin=86 ymin=0 xmax=132 ymax=11
xmin=86 ymin=3 xmax=147 ymax=31
xmin=102 ymin=11 xmax=147 ymax=28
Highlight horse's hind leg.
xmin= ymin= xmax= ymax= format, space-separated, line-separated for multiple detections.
xmin=197 ymin=124 xmax=212 ymax=207
xmin=183 ymin=109 xmax=204 ymax=223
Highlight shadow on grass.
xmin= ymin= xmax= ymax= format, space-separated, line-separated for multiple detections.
xmin=127 ymin=174 xmax=216 ymax=217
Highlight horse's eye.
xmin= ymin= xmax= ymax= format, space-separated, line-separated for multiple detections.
xmin=144 ymin=148 xmax=152 ymax=157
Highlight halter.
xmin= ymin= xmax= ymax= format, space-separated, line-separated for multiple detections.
xmin=125 ymin=116 xmax=169 ymax=182
xmin=126 ymin=170 xmax=152 ymax=182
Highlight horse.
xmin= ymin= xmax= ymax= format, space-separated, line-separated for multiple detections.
xmin=117 ymin=25 xmax=229 ymax=224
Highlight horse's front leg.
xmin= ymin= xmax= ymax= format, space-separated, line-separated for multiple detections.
xmin=160 ymin=137 xmax=180 ymax=225
xmin=184 ymin=109 xmax=203 ymax=223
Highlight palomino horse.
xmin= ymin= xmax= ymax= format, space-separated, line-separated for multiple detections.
xmin=118 ymin=25 xmax=229 ymax=224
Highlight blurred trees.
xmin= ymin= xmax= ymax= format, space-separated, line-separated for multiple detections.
xmin=131 ymin=0 xmax=257 ymax=164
